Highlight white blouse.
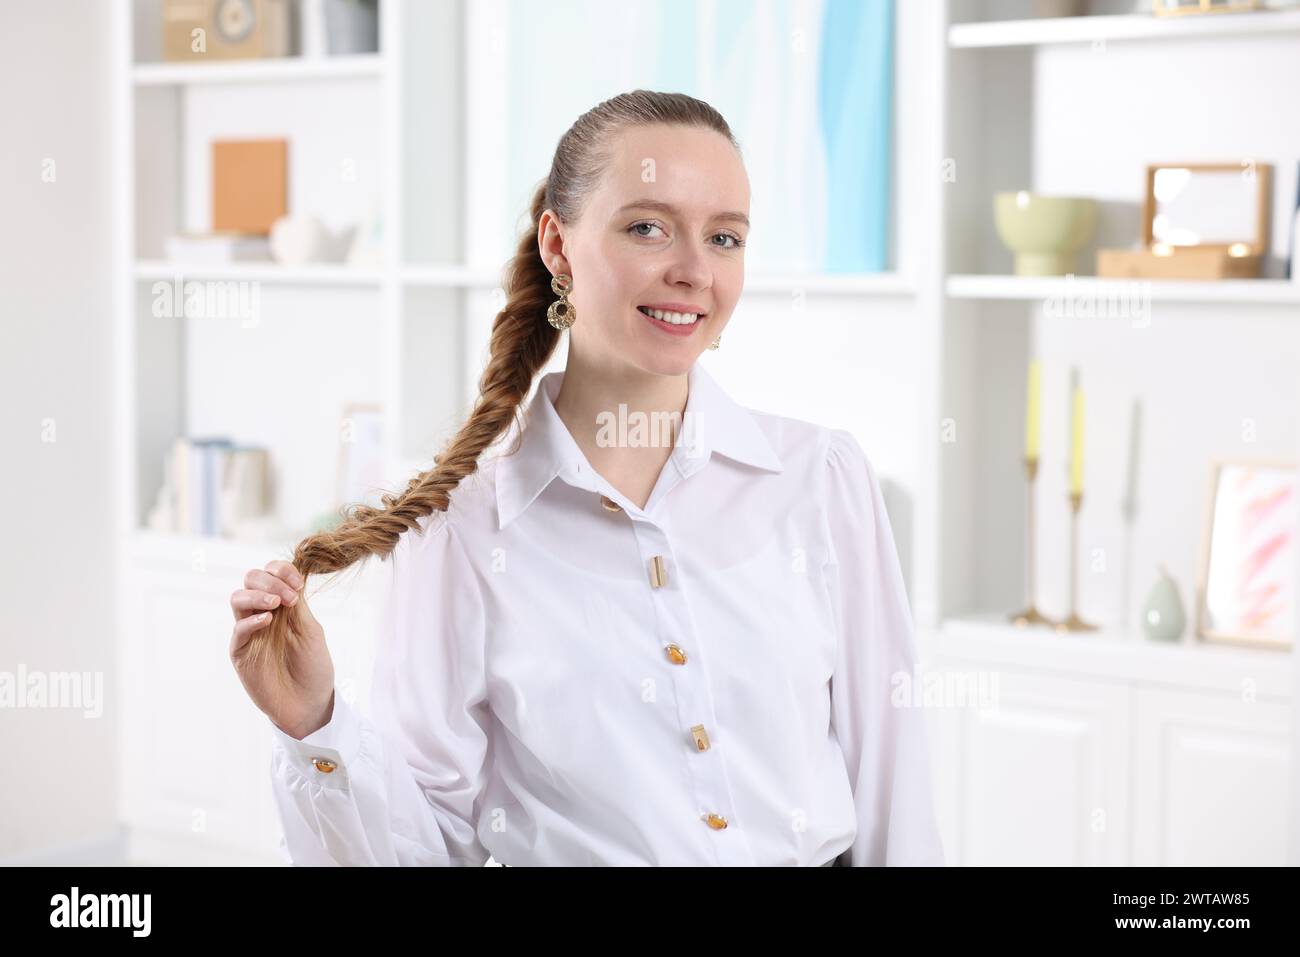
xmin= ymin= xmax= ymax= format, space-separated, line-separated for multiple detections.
xmin=267 ymin=361 xmax=945 ymax=867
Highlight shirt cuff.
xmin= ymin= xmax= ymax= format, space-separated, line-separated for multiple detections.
xmin=268 ymin=692 xmax=362 ymax=791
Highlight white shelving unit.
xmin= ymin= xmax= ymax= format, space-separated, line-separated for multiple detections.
xmin=937 ymin=1 xmax=1300 ymax=634
xmin=924 ymin=0 xmax=1298 ymax=866
xmin=112 ymin=0 xmax=440 ymax=866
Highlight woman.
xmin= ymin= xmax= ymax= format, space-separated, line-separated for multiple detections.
xmin=228 ymin=90 xmax=944 ymax=867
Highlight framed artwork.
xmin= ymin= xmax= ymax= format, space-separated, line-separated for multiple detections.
xmin=1196 ymin=459 xmax=1297 ymax=650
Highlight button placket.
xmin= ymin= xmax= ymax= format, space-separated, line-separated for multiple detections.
xmin=633 ymin=518 xmax=751 ymax=864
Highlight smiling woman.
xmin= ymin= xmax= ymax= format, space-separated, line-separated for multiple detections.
xmin=230 ymin=90 xmax=943 ymax=867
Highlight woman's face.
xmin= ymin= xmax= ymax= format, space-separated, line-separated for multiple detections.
xmin=539 ymin=123 xmax=750 ymax=378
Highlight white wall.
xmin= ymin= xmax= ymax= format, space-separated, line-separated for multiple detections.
xmin=0 ymin=0 xmax=121 ymax=862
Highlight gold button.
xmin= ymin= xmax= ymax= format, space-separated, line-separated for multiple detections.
xmin=665 ymin=643 xmax=688 ymax=665
xmin=702 ymin=813 xmax=728 ymax=830
xmin=648 ymin=554 xmax=667 ymax=588
xmin=690 ymin=724 xmax=711 ymax=751
xmin=599 ymin=495 xmax=622 ymax=512
xmin=312 ymin=758 xmax=337 ymax=774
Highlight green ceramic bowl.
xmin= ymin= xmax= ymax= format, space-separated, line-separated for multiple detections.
xmin=993 ymin=192 xmax=1098 ymax=276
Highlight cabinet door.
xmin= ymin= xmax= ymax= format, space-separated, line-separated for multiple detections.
xmin=929 ymin=658 xmax=1129 ymax=866
xmin=1132 ymin=686 xmax=1290 ymax=866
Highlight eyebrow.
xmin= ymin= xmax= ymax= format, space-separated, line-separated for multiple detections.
xmin=614 ymin=199 xmax=749 ymax=228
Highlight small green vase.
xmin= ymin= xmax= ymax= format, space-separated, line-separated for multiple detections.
xmin=1141 ymin=564 xmax=1186 ymax=642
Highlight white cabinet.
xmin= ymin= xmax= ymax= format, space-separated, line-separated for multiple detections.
xmin=924 ymin=618 xmax=1291 ymax=867
xmin=936 ymin=667 xmax=1129 ymax=865
xmin=1131 ymin=688 xmax=1291 ymax=866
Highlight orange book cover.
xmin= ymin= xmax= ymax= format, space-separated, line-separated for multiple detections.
xmin=212 ymin=139 xmax=287 ymax=234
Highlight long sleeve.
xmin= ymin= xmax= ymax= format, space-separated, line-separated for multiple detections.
xmin=822 ymin=428 xmax=945 ymax=867
xmin=267 ymin=513 xmax=493 ymax=866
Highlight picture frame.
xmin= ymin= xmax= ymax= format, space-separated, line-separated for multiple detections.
xmin=1195 ymin=458 xmax=1297 ymax=650
xmin=1142 ymin=161 xmax=1272 ymax=257
xmin=336 ymin=402 xmax=385 ymax=509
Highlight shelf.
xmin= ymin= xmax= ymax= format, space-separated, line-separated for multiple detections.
xmin=401 ymin=265 xmax=915 ymax=296
xmin=135 ymin=261 xmax=383 ymax=286
xmin=946 ymin=274 xmax=1300 ymax=305
xmin=935 ymin=614 xmax=1292 ymax=698
xmin=948 ymin=10 xmax=1300 ymax=49
xmin=743 ymin=272 xmax=914 ymax=295
xmin=401 ymin=265 xmax=504 ymax=288
xmin=132 ymin=53 xmax=385 ymax=86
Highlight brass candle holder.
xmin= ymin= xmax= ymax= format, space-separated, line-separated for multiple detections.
xmin=1010 ymin=457 xmax=1053 ymax=627
xmin=1055 ymin=490 xmax=1098 ymax=632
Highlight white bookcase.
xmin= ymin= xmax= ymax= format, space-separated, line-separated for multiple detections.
xmin=926 ymin=0 xmax=1298 ymax=865
xmin=109 ymin=0 xmax=1297 ymax=865
xmin=112 ymin=0 xmax=469 ymax=865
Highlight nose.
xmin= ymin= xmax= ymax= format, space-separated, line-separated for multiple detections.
xmin=663 ymin=242 xmax=712 ymax=290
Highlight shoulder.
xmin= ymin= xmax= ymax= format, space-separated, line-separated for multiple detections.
xmin=743 ymin=408 xmax=886 ymax=542
xmin=743 ymin=407 xmax=870 ymax=482
xmin=384 ymin=457 xmax=502 ymax=561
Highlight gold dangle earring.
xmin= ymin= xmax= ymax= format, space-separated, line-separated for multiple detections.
xmin=708 ymin=334 xmax=721 ymax=350
xmin=547 ymin=273 xmax=576 ymax=330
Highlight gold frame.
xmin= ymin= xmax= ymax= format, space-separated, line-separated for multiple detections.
xmin=1152 ymin=0 xmax=1261 ymax=15
xmin=1194 ymin=457 xmax=1297 ymax=651
xmin=1141 ymin=162 xmax=1273 ymax=256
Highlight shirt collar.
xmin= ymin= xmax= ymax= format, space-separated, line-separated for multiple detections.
xmin=494 ymin=362 xmax=783 ymax=529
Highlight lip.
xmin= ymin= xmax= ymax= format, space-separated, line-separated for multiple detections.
xmin=637 ymin=305 xmax=703 ymax=338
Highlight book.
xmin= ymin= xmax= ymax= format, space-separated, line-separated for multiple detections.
xmin=164 ymin=232 xmax=273 ymax=264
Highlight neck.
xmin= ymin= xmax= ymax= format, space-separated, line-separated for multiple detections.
xmin=552 ymin=353 xmax=690 ymax=505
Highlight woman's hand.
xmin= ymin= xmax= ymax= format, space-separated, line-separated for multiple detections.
xmin=229 ymin=559 xmax=335 ymax=739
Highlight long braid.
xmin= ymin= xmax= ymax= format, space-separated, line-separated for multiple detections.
xmin=246 ymin=182 xmax=560 ymax=688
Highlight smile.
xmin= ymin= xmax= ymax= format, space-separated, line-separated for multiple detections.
xmin=637 ymin=305 xmax=703 ymax=326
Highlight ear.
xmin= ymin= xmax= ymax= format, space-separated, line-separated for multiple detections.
xmin=536 ymin=208 xmax=570 ymax=276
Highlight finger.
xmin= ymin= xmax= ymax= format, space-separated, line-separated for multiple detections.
xmin=265 ymin=559 xmax=305 ymax=591
xmin=229 ymin=610 xmax=274 ymax=657
xmin=292 ymin=587 xmax=321 ymax=635
xmin=244 ymin=568 xmax=299 ymax=606
xmin=231 ymin=588 xmax=281 ymax=620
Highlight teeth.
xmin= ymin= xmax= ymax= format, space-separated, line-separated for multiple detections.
xmin=640 ymin=306 xmax=700 ymax=325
